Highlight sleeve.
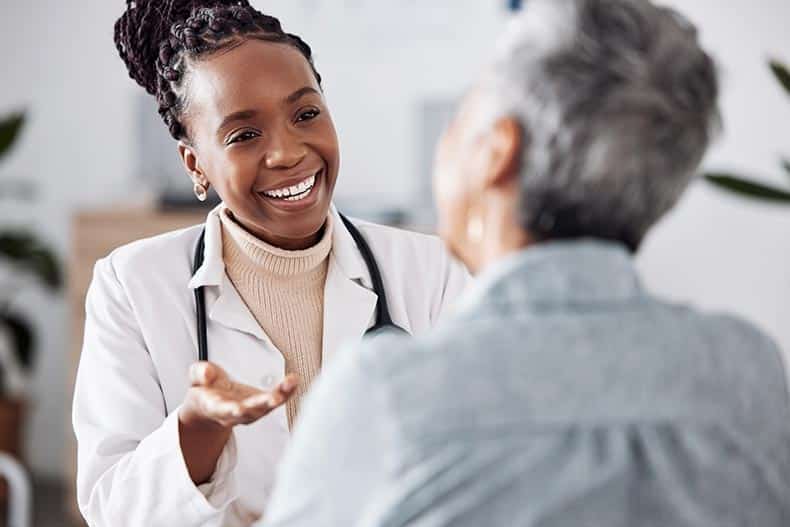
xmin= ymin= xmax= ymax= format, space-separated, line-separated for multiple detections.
xmin=260 ymin=341 xmax=392 ymax=527
xmin=72 ymin=256 xmax=239 ymax=526
xmin=430 ymin=241 xmax=472 ymax=325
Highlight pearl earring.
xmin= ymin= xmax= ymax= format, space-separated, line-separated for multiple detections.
xmin=467 ymin=215 xmax=484 ymax=244
xmin=193 ymin=182 xmax=208 ymax=202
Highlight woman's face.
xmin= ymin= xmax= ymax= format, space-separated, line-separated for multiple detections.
xmin=180 ymin=39 xmax=339 ymax=249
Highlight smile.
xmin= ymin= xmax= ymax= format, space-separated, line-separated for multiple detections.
xmin=261 ymin=173 xmax=318 ymax=202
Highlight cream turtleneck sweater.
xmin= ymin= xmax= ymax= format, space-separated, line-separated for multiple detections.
xmin=219 ymin=208 xmax=333 ymax=428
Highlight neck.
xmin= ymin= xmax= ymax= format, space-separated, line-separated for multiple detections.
xmin=469 ymin=193 xmax=533 ymax=274
xmin=227 ymin=211 xmax=325 ymax=251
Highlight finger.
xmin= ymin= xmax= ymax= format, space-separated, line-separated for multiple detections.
xmin=240 ymin=381 xmax=296 ymax=412
xmin=189 ymin=361 xmax=229 ymax=387
xmin=236 ymin=399 xmax=277 ymax=424
xmin=223 ymin=394 xmax=277 ymax=425
xmin=202 ymin=394 xmax=243 ymax=419
xmin=189 ymin=362 xmax=215 ymax=387
xmin=275 ymin=374 xmax=299 ymax=399
xmin=193 ymin=387 xmax=239 ymax=414
xmin=241 ymin=392 xmax=276 ymax=411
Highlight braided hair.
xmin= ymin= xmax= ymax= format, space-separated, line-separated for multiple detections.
xmin=114 ymin=0 xmax=322 ymax=140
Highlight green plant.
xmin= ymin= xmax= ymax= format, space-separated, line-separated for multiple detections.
xmin=0 ymin=111 xmax=63 ymax=396
xmin=704 ymin=60 xmax=790 ymax=203
xmin=0 ymin=113 xmax=25 ymax=163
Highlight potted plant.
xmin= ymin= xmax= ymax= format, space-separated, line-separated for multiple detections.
xmin=0 ymin=111 xmax=62 ymax=464
xmin=704 ymin=59 xmax=790 ymax=204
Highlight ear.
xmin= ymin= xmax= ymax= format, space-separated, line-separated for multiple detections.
xmin=479 ymin=116 xmax=523 ymax=191
xmin=178 ymin=141 xmax=209 ymax=188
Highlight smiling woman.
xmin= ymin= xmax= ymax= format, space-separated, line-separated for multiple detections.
xmin=175 ymin=39 xmax=338 ymax=249
xmin=71 ymin=1 xmax=469 ymax=526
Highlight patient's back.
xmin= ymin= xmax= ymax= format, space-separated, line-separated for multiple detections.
xmin=360 ymin=244 xmax=790 ymax=526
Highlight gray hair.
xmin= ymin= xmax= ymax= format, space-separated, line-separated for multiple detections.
xmin=479 ymin=0 xmax=719 ymax=251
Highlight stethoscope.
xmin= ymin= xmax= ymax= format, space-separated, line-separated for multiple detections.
xmin=191 ymin=213 xmax=409 ymax=361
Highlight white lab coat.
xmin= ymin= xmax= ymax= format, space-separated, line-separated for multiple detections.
xmin=72 ymin=204 xmax=469 ymax=527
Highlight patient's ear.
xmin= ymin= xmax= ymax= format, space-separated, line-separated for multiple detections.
xmin=478 ymin=116 xmax=523 ymax=191
xmin=178 ymin=141 xmax=208 ymax=187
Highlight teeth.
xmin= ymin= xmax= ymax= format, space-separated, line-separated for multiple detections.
xmin=263 ymin=174 xmax=317 ymax=199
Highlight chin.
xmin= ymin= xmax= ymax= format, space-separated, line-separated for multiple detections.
xmin=274 ymin=204 xmax=331 ymax=239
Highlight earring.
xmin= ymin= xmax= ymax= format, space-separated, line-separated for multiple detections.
xmin=193 ymin=182 xmax=208 ymax=202
xmin=467 ymin=215 xmax=484 ymax=244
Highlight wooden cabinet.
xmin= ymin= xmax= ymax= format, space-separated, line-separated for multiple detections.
xmin=65 ymin=205 xmax=206 ymax=523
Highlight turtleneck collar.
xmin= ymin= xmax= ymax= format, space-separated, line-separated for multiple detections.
xmin=219 ymin=207 xmax=333 ymax=278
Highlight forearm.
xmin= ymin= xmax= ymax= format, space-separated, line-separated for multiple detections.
xmin=178 ymin=415 xmax=233 ymax=485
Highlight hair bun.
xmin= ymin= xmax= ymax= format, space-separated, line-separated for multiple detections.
xmin=114 ymin=0 xmax=252 ymax=94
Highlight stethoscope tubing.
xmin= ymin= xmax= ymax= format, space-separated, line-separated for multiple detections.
xmin=191 ymin=212 xmax=406 ymax=362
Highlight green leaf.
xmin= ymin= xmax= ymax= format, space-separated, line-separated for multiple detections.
xmin=0 ymin=231 xmax=62 ymax=290
xmin=782 ymin=158 xmax=790 ymax=180
xmin=704 ymin=173 xmax=790 ymax=203
xmin=0 ymin=112 xmax=26 ymax=161
xmin=0 ymin=313 xmax=35 ymax=370
xmin=769 ymin=60 xmax=790 ymax=96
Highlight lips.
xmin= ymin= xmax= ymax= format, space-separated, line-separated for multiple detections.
xmin=256 ymin=169 xmax=324 ymax=209
xmin=258 ymin=169 xmax=322 ymax=201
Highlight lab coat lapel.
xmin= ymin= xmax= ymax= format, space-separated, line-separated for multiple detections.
xmin=188 ymin=205 xmax=268 ymax=343
xmin=209 ymin=274 xmax=267 ymax=342
xmin=322 ymin=258 xmax=377 ymax=364
xmin=190 ymin=204 xmax=378 ymax=358
xmin=322 ymin=207 xmax=378 ymax=364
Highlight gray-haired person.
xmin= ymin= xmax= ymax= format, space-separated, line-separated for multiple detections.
xmin=261 ymin=0 xmax=790 ymax=525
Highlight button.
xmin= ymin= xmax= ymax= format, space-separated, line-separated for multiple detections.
xmin=261 ymin=375 xmax=276 ymax=388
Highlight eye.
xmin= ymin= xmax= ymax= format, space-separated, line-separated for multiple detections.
xmin=227 ymin=130 xmax=260 ymax=145
xmin=296 ymin=108 xmax=320 ymax=122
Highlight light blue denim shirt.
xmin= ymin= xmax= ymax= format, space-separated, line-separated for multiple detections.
xmin=263 ymin=240 xmax=790 ymax=527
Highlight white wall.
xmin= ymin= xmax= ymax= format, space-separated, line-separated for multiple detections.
xmin=0 ymin=0 xmax=788 ymax=479
xmin=637 ymin=0 xmax=790 ymax=380
xmin=1 ymin=1 xmax=139 ymax=479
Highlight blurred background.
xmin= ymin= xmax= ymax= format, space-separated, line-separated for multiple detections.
xmin=0 ymin=0 xmax=789 ymax=525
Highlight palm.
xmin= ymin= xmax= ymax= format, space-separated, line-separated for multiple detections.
xmin=185 ymin=361 xmax=298 ymax=427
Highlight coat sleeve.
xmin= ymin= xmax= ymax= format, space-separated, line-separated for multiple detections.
xmin=429 ymin=240 xmax=472 ymax=325
xmin=72 ymin=256 xmax=239 ymax=526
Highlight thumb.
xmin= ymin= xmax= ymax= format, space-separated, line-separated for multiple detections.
xmin=189 ymin=361 xmax=227 ymax=387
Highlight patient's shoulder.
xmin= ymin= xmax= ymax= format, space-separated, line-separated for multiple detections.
xmin=696 ymin=310 xmax=787 ymax=388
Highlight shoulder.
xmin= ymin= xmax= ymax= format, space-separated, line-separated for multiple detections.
xmin=93 ymin=223 xmax=203 ymax=291
xmin=660 ymin=302 xmax=783 ymax=367
xmin=346 ymin=217 xmax=468 ymax=283
xmin=348 ymin=323 xmax=474 ymax=381
xmin=700 ymin=310 xmax=786 ymax=376
xmin=351 ymin=217 xmax=449 ymax=259
xmin=647 ymin=301 xmax=790 ymax=408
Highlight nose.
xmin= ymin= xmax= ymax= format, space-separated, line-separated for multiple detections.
xmin=264 ymin=128 xmax=307 ymax=170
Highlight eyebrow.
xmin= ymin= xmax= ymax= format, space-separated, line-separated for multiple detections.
xmin=216 ymin=87 xmax=320 ymax=133
xmin=217 ymin=109 xmax=259 ymax=133
xmin=285 ymin=86 xmax=320 ymax=104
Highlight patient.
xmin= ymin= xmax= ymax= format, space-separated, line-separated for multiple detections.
xmin=263 ymin=0 xmax=790 ymax=525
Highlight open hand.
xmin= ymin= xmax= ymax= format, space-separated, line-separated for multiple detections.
xmin=179 ymin=361 xmax=299 ymax=429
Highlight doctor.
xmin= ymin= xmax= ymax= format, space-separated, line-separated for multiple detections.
xmin=72 ymin=1 xmax=469 ymax=526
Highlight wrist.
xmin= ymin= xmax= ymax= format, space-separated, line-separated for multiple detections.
xmin=178 ymin=405 xmax=232 ymax=436
xmin=178 ymin=406 xmax=233 ymax=485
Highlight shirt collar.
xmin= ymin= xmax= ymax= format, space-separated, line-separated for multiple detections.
xmin=458 ymin=239 xmax=644 ymax=313
xmin=188 ymin=203 xmax=366 ymax=290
